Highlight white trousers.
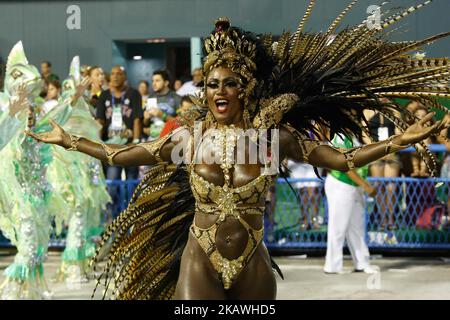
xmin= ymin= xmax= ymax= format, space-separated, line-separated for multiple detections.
xmin=324 ymin=175 xmax=370 ymax=272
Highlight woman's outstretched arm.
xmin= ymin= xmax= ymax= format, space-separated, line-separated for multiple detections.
xmin=281 ymin=112 xmax=450 ymax=171
xmin=25 ymin=119 xmax=189 ymax=167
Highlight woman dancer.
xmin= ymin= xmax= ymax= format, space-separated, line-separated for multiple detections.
xmin=28 ymin=1 xmax=450 ymax=300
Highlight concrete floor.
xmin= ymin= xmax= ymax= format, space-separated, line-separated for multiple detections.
xmin=1 ymin=251 xmax=449 ymax=300
xmin=276 ymin=255 xmax=450 ymax=300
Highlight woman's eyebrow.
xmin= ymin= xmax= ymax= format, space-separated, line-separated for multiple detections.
xmin=207 ymin=76 xmax=238 ymax=82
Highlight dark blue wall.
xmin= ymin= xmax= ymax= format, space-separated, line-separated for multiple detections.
xmin=0 ymin=0 xmax=448 ymax=81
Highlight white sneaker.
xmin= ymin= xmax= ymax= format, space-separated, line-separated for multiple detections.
xmin=354 ymin=265 xmax=379 ymax=274
xmin=324 ymin=269 xmax=352 ymax=275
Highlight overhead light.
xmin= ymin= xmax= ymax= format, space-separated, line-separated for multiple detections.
xmin=146 ymin=38 xmax=166 ymax=43
xmin=133 ymin=55 xmax=142 ymax=60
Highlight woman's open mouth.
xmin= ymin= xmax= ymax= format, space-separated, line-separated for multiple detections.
xmin=215 ymin=99 xmax=229 ymax=113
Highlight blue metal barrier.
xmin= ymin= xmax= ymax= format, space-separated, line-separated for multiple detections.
xmin=106 ymin=179 xmax=140 ymax=218
xmin=1 ymin=177 xmax=449 ymax=250
xmin=398 ymin=144 xmax=447 ymax=153
xmin=265 ymin=177 xmax=450 ymax=250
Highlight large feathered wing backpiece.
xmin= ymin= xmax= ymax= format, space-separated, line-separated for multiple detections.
xmin=260 ymin=0 xmax=450 ymax=176
xmin=91 ymin=163 xmax=195 ymax=300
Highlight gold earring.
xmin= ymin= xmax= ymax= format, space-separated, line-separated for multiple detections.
xmin=205 ymin=110 xmax=216 ymax=128
xmin=243 ymin=108 xmax=251 ymax=129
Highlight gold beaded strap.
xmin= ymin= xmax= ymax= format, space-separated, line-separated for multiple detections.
xmin=66 ymin=133 xmax=81 ymax=151
xmin=281 ymin=123 xmax=325 ymax=163
xmin=325 ymin=143 xmax=362 ymax=171
xmin=137 ymin=126 xmax=188 ymax=162
xmin=65 ymin=133 xmax=139 ymax=166
xmin=253 ymin=94 xmax=300 ymax=129
xmin=100 ymin=143 xmax=135 ymax=166
xmin=385 ymin=134 xmax=410 ymax=155
xmin=339 ymin=147 xmax=361 ymax=171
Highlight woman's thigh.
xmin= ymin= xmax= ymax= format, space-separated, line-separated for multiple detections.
xmin=174 ymin=234 xmax=226 ymax=300
xmin=226 ymin=243 xmax=277 ymax=300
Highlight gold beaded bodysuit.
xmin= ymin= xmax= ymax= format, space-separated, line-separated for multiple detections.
xmin=187 ymin=126 xmax=275 ymax=289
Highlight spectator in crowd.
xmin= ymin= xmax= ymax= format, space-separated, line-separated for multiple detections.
xmin=138 ymin=80 xmax=150 ymax=110
xmin=138 ymin=72 xmax=179 ymax=179
xmin=39 ymin=79 xmax=62 ymax=116
xmin=95 ymin=65 xmax=143 ymax=182
xmin=45 ymin=80 xmax=61 ymax=101
xmin=287 ymin=159 xmax=323 ymax=230
xmin=39 ymin=61 xmax=59 ymax=99
xmin=324 ymin=133 xmax=378 ymax=274
xmin=159 ymin=95 xmax=194 ymax=137
xmin=40 ymin=60 xmax=59 ymax=82
xmin=88 ymin=66 xmax=105 ymax=112
xmin=288 ymin=124 xmax=328 ymax=230
xmin=174 ymin=79 xmax=183 ymax=92
xmin=142 ymin=70 xmax=180 ymax=140
xmin=366 ymin=101 xmax=402 ymax=230
xmin=402 ymin=100 xmax=439 ymax=227
xmin=176 ymin=67 xmax=203 ymax=96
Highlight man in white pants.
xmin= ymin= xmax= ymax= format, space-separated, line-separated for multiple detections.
xmin=324 ymin=134 xmax=377 ymax=274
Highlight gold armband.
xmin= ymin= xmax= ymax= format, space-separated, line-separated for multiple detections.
xmin=385 ymin=135 xmax=410 ymax=155
xmin=137 ymin=127 xmax=185 ymax=162
xmin=281 ymin=123 xmax=325 ymax=163
xmin=340 ymin=147 xmax=362 ymax=171
xmin=253 ymin=94 xmax=300 ymax=129
xmin=66 ymin=133 xmax=81 ymax=151
xmin=100 ymin=143 xmax=134 ymax=166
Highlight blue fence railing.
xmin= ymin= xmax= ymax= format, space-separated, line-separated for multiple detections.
xmin=1 ymin=177 xmax=449 ymax=250
xmin=398 ymin=144 xmax=446 ymax=153
xmin=265 ymin=177 xmax=450 ymax=250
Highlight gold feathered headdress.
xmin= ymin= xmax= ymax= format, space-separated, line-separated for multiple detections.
xmin=201 ymin=17 xmax=259 ymax=113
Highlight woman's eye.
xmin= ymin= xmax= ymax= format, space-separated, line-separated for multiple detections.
xmin=207 ymin=83 xmax=218 ymax=89
xmin=225 ymin=81 xmax=238 ymax=87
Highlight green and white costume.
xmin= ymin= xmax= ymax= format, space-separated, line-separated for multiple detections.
xmin=48 ymin=57 xmax=111 ymax=283
xmin=0 ymin=41 xmax=70 ymax=299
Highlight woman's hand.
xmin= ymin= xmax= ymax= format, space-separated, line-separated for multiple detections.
xmin=25 ymin=119 xmax=70 ymax=148
xmin=398 ymin=112 xmax=450 ymax=146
